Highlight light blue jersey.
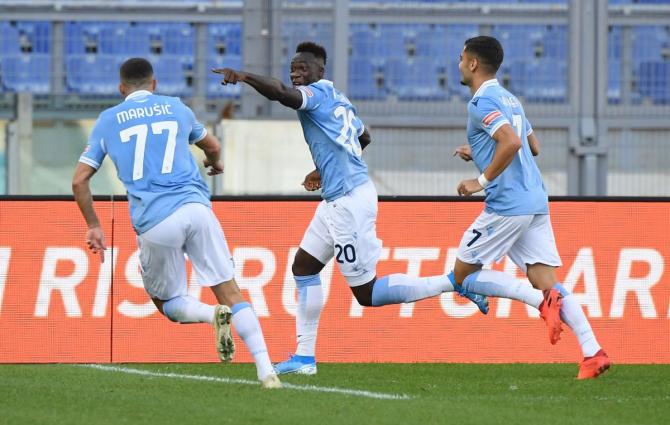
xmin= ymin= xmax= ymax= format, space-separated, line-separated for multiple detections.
xmin=79 ymin=90 xmax=211 ymax=234
xmin=296 ymin=79 xmax=369 ymax=201
xmin=466 ymin=79 xmax=548 ymax=216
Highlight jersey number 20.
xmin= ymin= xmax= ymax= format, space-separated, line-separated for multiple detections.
xmin=120 ymin=121 xmax=178 ymax=181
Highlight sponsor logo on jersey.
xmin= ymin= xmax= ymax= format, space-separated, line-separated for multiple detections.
xmin=482 ymin=111 xmax=502 ymax=127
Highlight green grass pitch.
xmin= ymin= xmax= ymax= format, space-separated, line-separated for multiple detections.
xmin=1 ymin=363 xmax=668 ymax=425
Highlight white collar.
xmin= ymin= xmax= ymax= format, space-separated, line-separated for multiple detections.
xmin=125 ymin=90 xmax=152 ymax=101
xmin=472 ymin=79 xmax=499 ymax=99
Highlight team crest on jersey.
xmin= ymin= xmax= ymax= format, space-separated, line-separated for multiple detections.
xmin=83 ymin=145 xmax=91 ymax=154
xmin=482 ymin=111 xmax=502 ymax=127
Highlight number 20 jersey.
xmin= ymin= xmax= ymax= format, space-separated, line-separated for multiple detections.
xmin=79 ymin=90 xmax=211 ymax=234
xmin=296 ymin=79 xmax=369 ymax=201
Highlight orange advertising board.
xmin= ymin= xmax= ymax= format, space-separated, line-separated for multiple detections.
xmin=0 ymin=200 xmax=668 ymax=364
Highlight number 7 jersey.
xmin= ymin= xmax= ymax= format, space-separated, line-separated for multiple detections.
xmin=466 ymin=79 xmax=548 ymax=216
xmin=296 ymin=79 xmax=369 ymax=201
xmin=79 ymin=90 xmax=211 ymax=234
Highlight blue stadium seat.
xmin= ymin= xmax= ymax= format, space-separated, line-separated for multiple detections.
xmin=637 ymin=61 xmax=670 ymax=104
xmin=154 ymin=23 xmax=194 ymax=55
xmin=608 ymin=60 xmax=622 ymax=104
xmin=209 ymin=23 xmax=242 ymax=56
xmin=15 ymin=21 xmax=51 ymax=54
xmin=66 ymin=55 xmax=119 ymax=94
xmin=99 ymin=24 xmax=151 ymax=55
xmin=633 ymin=26 xmax=669 ymax=62
xmin=1 ymin=54 xmax=50 ymax=93
xmin=153 ymin=56 xmax=190 ymax=96
xmin=385 ymin=57 xmax=445 ymax=100
xmin=348 ymin=58 xmax=386 ymax=100
xmin=208 ymin=55 xmax=242 ymax=98
xmin=524 ymin=59 xmax=568 ymax=102
xmin=0 ymin=22 xmax=21 ymax=55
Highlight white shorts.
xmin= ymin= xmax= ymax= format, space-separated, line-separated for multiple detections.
xmin=300 ymin=180 xmax=382 ymax=287
xmin=457 ymin=210 xmax=562 ymax=273
xmin=137 ymin=202 xmax=235 ymax=300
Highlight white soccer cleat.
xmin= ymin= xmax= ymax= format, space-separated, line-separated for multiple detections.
xmin=261 ymin=374 xmax=282 ymax=389
xmin=213 ymin=304 xmax=235 ymax=363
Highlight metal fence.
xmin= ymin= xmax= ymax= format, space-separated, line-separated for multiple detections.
xmin=0 ymin=0 xmax=669 ymax=196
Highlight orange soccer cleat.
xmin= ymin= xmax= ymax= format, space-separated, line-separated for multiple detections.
xmin=539 ymin=288 xmax=563 ymax=345
xmin=577 ymin=349 xmax=612 ymax=380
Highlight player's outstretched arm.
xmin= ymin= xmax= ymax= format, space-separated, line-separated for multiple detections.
xmin=528 ymin=131 xmax=540 ymax=156
xmin=212 ymin=68 xmax=303 ymax=109
xmin=72 ymin=163 xmax=106 ymax=262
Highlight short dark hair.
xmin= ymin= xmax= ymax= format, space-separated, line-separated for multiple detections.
xmin=296 ymin=41 xmax=327 ymax=66
xmin=464 ymin=36 xmax=504 ymax=73
xmin=120 ymin=57 xmax=154 ymax=87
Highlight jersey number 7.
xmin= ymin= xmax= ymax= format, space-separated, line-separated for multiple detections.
xmin=120 ymin=121 xmax=178 ymax=181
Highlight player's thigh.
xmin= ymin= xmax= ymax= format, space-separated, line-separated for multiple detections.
xmin=137 ymin=212 xmax=189 ymax=301
xmin=457 ymin=210 xmax=532 ymax=268
xmin=326 ymin=180 xmax=382 ymax=287
xmin=299 ymin=200 xmax=335 ymax=268
xmin=183 ymin=203 xmax=236 ymax=287
xmin=508 ymin=214 xmax=562 ymax=285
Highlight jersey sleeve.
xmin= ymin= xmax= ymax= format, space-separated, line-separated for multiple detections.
xmin=525 ymin=118 xmax=533 ymax=136
xmin=183 ymin=102 xmax=208 ymax=144
xmin=470 ymin=97 xmax=511 ymax=138
xmin=78 ymin=117 xmax=107 ymax=170
xmin=297 ymin=81 xmax=329 ymax=111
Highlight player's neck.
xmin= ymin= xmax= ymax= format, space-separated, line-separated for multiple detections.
xmin=469 ymin=74 xmax=497 ymax=96
xmin=124 ymin=87 xmax=153 ymax=99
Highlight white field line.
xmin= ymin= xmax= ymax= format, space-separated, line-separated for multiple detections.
xmin=80 ymin=364 xmax=412 ymax=401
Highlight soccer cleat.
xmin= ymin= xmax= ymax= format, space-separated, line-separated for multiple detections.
xmin=273 ymin=354 xmax=317 ymax=375
xmin=539 ymin=288 xmax=563 ymax=345
xmin=577 ymin=349 xmax=611 ymax=380
xmin=261 ymin=374 xmax=283 ymax=389
xmin=448 ymin=271 xmax=489 ymax=315
xmin=213 ymin=304 xmax=235 ymax=363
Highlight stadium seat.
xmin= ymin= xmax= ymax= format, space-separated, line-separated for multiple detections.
xmin=348 ymin=58 xmax=386 ymax=100
xmin=99 ymin=23 xmax=151 ymax=55
xmin=156 ymin=23 xmax=195 ymax=55
xmin=153 ymin=56 xmax=190 ymax=96
xmin=637 ymin=61 xmax=670 ymax=104
xmin=15 ymin=21 xmax=51 ymax=54
xmin=0 ymin=22 xmax=21 ymax=55
xmin=66 ymin=55 xmax=119 ymax=94
xmin=385 ymin=57 xmax=445 ymax=100
xmin=633 ymin=26 xmax=669 ymax=62
xmin=1 ymin=54 xmax=50 ymax=93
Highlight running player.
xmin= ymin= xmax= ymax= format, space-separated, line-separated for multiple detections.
xmin=451 ymin=36 xmax=610 ymax=379
xmin=213 ymin=41 xmax=491 ymax=375
xmin=72 ymin=58 xmax=281 ymax=388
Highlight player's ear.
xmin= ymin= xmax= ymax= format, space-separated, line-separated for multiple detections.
xmin=118 ymin=83 xmax=126 ymax=97
xmin=150 ymin=78 xmax=157 ymax=92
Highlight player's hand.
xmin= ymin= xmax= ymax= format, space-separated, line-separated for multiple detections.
xmin=85 ymin=226 xmax=107 ymax=263
xmin=211 ymin=68 xmax=245 ymax=85
xmin=453 ymin=145 xmax=473 ymax=161
xmin=204 ymin=158 xmax=224 ymax=176
xmin=457 ymin=178 xmax=484 ymax=196
xmin=301 ymin=169 xmax=321 ymax=192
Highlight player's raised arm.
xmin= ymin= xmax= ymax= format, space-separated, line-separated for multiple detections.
xmin=212 ymin=68 xmax=303 ymax=110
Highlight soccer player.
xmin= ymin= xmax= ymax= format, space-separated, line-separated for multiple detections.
xmin=72 ymin=58 xmax=281 ymax=388
xmin=213 ymin=41 xmax=491 ymax=376
xmin=451 ymin=36 xmax=611 ymax=379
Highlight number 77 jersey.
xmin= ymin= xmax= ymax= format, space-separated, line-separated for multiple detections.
xmin=466 ymin=79 xmax=548 ymax=216
xmin=296 ymin=79 xmax=370 ymax=202
xmin=79 ymin=90 xmax=211 ymax=234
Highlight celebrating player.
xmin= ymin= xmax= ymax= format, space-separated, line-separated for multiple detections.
xmin=72 ymin=58 xmax=281 ymax=388
xmin=213 ymin=41 xmax=495 ymax=375
xmin=451 ymin=36 xmax=610 ymax=379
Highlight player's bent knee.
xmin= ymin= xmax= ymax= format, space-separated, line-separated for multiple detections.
xmin=351 ymin=279 xmax=375 ymax=307
xmin=292 ymin=249 xmax=325 ymax=276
